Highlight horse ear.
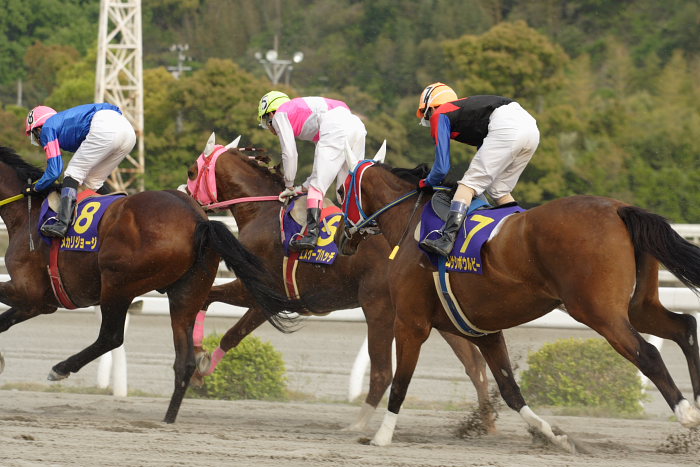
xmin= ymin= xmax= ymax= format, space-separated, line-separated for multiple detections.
xmin=225 ymin=135 xmax=242 ymax=150
xmin=373 ymin=140 xmax=387 ymax=163
xmin=203 ymin=132 xmax=216 ymax=156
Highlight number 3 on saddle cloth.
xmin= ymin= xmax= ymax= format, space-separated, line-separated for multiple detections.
xmin=36 ymin=191 xmax=126 ymax=309
xmin=280 ymin=197 xmax=343 ymax=299
xmin=418 ymin=192 xmax=525 ymax=336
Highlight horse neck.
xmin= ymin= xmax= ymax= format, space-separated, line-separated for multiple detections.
xmin=0 ymin=195 xmax=35 ymax=239
xmin=216 ymin=170 xmax=281 ymax=230
xmin=362 ymin=167 xmax=419 ymax=246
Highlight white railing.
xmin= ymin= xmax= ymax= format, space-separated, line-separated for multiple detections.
xmin=1 ymin=219 xmax=699 ymax=399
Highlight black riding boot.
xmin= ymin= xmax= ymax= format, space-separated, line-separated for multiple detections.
xmin=290 ymin=207 xmax=322 ymax=251
xmin=41 ymin=179 xmax=78 ymax=238
xmin=420 ymin=201 xmax=468 ymax=257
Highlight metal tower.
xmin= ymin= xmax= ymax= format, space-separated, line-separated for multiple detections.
xmin=95 ymin=0 xmax=144 ymax=192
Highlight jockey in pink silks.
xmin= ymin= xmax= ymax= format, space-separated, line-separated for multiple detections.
xmin=258 ymin=91 xmax=366 ymax=251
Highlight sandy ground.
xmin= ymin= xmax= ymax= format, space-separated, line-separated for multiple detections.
xmin=0 ymin=312 xmax=698 ymax=466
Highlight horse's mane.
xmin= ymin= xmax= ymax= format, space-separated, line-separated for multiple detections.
xmin=377 ymin=161 xmax=458 ymax=190
xmin=0 ymin=146 xmax=45 ymax=185
xmin=232 ymin=148 xmax=286 ymax=189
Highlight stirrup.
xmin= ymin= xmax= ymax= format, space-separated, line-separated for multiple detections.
xmin=41 ymin=222 xmax=69 ymax=238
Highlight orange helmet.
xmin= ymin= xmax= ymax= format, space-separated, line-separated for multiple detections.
xmin=416 ymin=83 xmax=458 ymax=118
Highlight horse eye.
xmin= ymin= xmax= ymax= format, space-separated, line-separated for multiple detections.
xmin=187 ymin=167 xmax=196 ymax=180
xmin=337 ymin=186 xmax=345 ymax=202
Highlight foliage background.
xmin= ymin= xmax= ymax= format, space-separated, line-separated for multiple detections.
xmin=1 ymin=0 xmax=698 ymax=221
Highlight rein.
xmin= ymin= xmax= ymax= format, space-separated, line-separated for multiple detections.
xmin=201 ymin=195 xmax=280 ymax=211
xmin=0 ymin=194 xmax=25 ymax=207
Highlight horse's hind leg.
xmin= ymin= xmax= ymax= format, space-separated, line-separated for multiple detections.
xmin=49 ymin=298 xmax=131 ymax=379
xmin=472 ymin=331 xmax=575 ymax=452
xmin=438 ymin=330 xmax=496 ymax=433
xmin=629 ymin=261 xmax=700 ymax=409
xmin=163 ymin=268 xmax=218 ymax=424
xmin=573 ymin=300 xmax=700 ymax=428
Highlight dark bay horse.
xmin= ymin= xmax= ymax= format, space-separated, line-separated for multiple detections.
xmin=0 ymin=146 xmax=298 ymax=423
xmin=185 ymin=134 xmax=495 ymax=432
xmin=340 ymin=160 xmax=700 ymax=451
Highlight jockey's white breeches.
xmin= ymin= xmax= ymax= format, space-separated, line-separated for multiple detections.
xmin=306 ymin=106 xmax=366 ymax=197
xmin=64 ymin=110 xmax=136 ymax=191
xmin=459 ymin=102 xmax=539 ymax=200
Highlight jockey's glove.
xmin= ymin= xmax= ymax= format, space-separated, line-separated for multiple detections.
xmin=278 ymin=185 xmax=305 ymax=202
xmin=23 ymin=182 xmax=41 ymax=197
xmin=417 ymin=178 xmax=434 ymax=194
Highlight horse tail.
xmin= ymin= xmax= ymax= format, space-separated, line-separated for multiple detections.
xmin=194 ymin=220 xmax=301 ymax=332
xmin=618 ymin=206 xmax=700 ymax=294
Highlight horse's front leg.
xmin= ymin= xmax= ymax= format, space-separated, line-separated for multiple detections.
xmin=473 ymin=331 xmax=576 ymax=453
xmin=48 ymin=298 xmax=130 ymax=380
xmin=0 ymin=304 xmax=57 ymax=333
xmin=371 ymin=311 xmax=431 ymax=446
xmin=191 ymin=305 xmax=269 ymax=384
xmin=438 ymin=330 xmax=496 ymax=433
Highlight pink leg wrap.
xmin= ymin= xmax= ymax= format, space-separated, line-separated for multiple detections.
xmin=193 ymin=310 xmax=206 ymax=347
xmin=307 ymin=186 xmax=323 ymax=209
xmin=204 ymin=347 xmax=226 ymax=376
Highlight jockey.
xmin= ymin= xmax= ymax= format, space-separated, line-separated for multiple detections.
xmin=258 ymin=91 xmax=366 ymax=251
xmin=416 ymin=82 xmax=539 ymax=257
xmin=24 ymin=103 xmax=136 ymax=238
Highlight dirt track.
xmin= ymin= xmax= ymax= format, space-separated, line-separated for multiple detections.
xmin=0 ymin=312 xmax=698 ymax=466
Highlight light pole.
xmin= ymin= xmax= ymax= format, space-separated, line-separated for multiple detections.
xmin=167 ymin=44 xmax=192 ymax=80
xmin=167 ymin=44 xmax=191 ymax=133
xmin=255 ymin=49 xmax=304 ymax=86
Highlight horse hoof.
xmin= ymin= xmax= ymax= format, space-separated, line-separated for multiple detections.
xmin=0 ymin=353 xmax=5 ymax=375
xmin=47 ymin=369 xmax=69 ymax=381
xmin=195 ymin=351 xmax=212 ymax=375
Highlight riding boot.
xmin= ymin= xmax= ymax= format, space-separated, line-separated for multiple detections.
xmin=41 ymin=183 xmax=78 ymax=238
xmin=420 ymin=201 xmax=468 ymax=257
xmin=290 ymin=207 xmax=322 ymax=251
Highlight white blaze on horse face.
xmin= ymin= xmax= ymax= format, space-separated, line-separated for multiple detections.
xmin=204 ymin=132 xmax=216 ymax=156
xmin=225 ymin=135 xmax=242 ymax=150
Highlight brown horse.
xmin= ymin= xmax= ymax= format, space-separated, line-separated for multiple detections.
xmin=339 ymin=160 xmax=700 ymax=451
xmin=185 ymin=134 xmax=495 ymax=432
xmin=0 ymin=146 xmax=298 ymax=423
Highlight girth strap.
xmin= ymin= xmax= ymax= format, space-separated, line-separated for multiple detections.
xmin=47 ymin=239 xmax=78 ymax=309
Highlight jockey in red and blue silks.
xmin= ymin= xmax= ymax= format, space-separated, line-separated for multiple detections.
xmin=258 ymin=91 xmax=366 ymax=251
xmin=25 ymin=103 xmax=136 ymax=238
xmin=416 ymin=82 xmax=540 ymax=257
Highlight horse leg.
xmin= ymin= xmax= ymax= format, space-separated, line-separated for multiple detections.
xmin=580 ymin=308 xmax=700 ymax=428
xmin=472 ymin=331 xmax=575 ymax=452
xmin=0 ymin=304 xmax=56 ymax=333
xmin=192 ymin=306 xmax=269 ymax=383
xmin=344 ymin=299 xmax=395 ymax=432
xmin=628 ymin=264 xmax=700 ymax=410
xmin=371 ymin=313 xmax=431 ymax=446
xmin=438 ymin=330 xmax=496 ymax=433
xmin=49 ymin=298 xmax=131 ymax=380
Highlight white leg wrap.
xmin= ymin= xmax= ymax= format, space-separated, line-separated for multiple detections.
xmin=519 ymin=406 xmax=575 ymax=453
xmin=343 ymin=402 xmax=375 ymax=432
xmin=674 ymin=399 xmax=700 ymax=428
xmin=370 ymin=411 xmax=398 ymax=446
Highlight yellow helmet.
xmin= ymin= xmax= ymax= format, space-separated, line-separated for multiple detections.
xmin=416 ymin=82 xmax=458 ymax=118
xmin=258 ymin=91 xmax=290 ymax=128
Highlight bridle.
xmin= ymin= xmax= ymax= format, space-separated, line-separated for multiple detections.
xmin=188 ymin=146 xmax=279 ymax=211
xmin=341 ymin=160 xmax=419 ymax=236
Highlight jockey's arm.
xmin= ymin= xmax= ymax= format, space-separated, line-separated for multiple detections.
xmin=272 ymin=112 xmax=299 ymax=188
xmin=35 ymin=127 xmax=64 ymax=191
xmin=425 ymin=113 xmax=452 ymax=187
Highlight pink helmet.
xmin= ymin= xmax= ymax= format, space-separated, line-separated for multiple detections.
xmin=25 ymin=106 xmax=57 ymax=135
